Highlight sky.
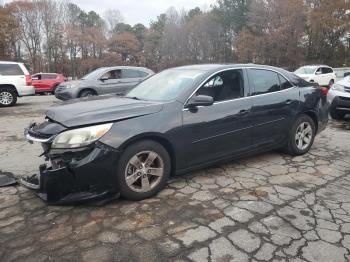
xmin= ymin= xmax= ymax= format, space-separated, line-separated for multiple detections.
xmin=3 ymin=0 xmax=216 ymax=25
xmin=70 ymin=0 xmax=216 ymax=25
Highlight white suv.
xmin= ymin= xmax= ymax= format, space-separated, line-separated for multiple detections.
xmin=0 ymin=61 xmax=35 ymax=107
xmin=294 ymin=65 xmax=336 ymax=86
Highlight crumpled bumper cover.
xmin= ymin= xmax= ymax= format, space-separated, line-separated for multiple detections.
xmin=21 ymin=142 xmax=121 ymax=205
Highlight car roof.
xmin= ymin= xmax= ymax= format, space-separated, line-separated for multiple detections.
xmin=99 ymin=66 xmax=153 ymax=72
xmin=0 ymin=61 xmax=23 ymax=65
xmin=170 ymin=63 xmax=290 ymax=74
xmin=300 ymin=65 xmax=332 ymax=68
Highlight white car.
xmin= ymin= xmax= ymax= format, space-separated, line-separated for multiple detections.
xmin=0 ymin=61 xmax=35 ymax=107
xmin=328 ymin=76 xmax=350 ymax=120
xmin=294 ymin=65 xmax=336 ymax=86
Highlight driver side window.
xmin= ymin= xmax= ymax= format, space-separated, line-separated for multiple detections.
xmin=196 ymin=69 xmax=244 ymax=102
xmin=102 ymin=69 xmax=122 ymax=80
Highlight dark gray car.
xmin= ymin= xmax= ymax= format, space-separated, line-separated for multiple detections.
xmin=55 ymin=66 xmax=154 ymax=100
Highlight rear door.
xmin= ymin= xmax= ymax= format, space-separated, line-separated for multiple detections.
xmin=180 ymin=69 xmax=254 ymax=168
xmin=120 ymin=69 xmax=144 ymax=93
xmin=247 ymin=68 xmax=299 ymax=147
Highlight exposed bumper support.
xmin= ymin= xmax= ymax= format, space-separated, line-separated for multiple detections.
xmin=21 ymin=142 xmax=121 ymax=205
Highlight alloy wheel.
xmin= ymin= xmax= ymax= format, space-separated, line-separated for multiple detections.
xmin=295 ymin=122 xmax=313 ymax=150
xmin=0 ymin=91 xmax=13 ymax=105
xmin=124 ymin=150 xmax=164 ymax=193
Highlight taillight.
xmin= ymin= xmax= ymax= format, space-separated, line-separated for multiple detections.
xmin=25 ymin=75 xmax=32 ymax=86
xmin=321 ymin=87 xmax=328 ymax=96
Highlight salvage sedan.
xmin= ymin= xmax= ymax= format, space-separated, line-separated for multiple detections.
xmin=22 ymin=64 xmax=329 ymax=204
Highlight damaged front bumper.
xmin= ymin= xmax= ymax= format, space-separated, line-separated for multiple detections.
xmin=22 ymin=125 xmax=121 ymax=205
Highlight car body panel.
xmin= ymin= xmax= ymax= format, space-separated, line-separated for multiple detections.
xmin=46 ymin=96 xmax=164 ymax=127
xmin=328 ymin=76 xmax=350 ymax=115
xmin=32 ymin=73 xmax=65 ymax=93
xmin=22 ymin=64 xmax=329 ymax=204
xmin=55 ymin=66 xmax=154 ymax=100
xmin=0 ymin=62 xmax=35 ymax=97
xmin=295 ymin=65 xmax=336 ymax=86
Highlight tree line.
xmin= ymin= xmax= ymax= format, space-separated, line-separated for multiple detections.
xmin=0 ymin=0 xmax=349 ymax=77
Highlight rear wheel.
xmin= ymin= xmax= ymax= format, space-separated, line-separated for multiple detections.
xmin=117 ymin=140 xmax=171 ymax=200
xmin=330 ymin=109 xmax=345 ymax=120
xmin=0 ymin=87 xmax=17 ymax=107
xmin=285 ymin=115 xmax=315 ymax=156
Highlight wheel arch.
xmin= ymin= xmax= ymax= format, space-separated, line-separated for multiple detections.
xmin=0 ymin=84 xmax=18 ymax=96
xmin=78 ymin=88 xmax=98 ymax=97
xmin=118 ymin=133 xmax=176 ymax=176
xmin=300 ymin=110 xmax=318 ymax=133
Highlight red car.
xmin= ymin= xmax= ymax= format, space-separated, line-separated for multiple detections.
xmin=32 ymin=73 xmax=66 ymax=94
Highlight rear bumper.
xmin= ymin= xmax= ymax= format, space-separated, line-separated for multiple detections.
xmin=16 ymin=85 xmax=35 ymax=96
xmin=21 ymin=142 xmax=121 ymax=205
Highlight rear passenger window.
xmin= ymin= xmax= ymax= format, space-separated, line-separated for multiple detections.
xmin=138 ymin=71 xmax=149 ymax=78
xmin=122 ymin=69 xmax=140 ymax=78
xmin=322 ymin=67 xmax=333 ymax=74
xmin=248 ymin=69 xmax=280 ymax=96
xmin=278 ymin=75 xmax=293 ymax=90
xmin=0 ymin=64 xmax=24 ymax=75
xmin=42 ymin=74 xmax=57 ymax=80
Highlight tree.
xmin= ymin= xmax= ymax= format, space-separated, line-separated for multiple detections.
xmin=103 ymin=9 xmax=124 ymax=34
xmin=10 ymin=1 xmax=43 ymax=72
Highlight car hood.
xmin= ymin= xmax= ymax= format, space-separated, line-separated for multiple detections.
xmin=336 ymin=76 xmax=350 ymax=87
xmin=46 ymin=96 xmax=164 ymax=127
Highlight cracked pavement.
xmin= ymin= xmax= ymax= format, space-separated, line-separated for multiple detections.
xmin=0 ymin=96 xmax=350 ymax=262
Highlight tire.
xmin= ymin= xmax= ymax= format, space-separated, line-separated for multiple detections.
xmin=285 ymin=115 xmax=316 ymax=156
xmin=330 ymin=109 xmax=345 ymax=120
xmin=117 ymin=140 xmax=171 ymax=201
xmin=0 ymin=87 xmax=17 ymax=107
xmin=51 ymin=85 xmax=58 ymax=95
xmin=79 ymin=89 xmax=95 ymax=98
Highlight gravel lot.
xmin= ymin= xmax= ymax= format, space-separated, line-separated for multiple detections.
xmin=0 ymin=96 xmax=350 ymax=262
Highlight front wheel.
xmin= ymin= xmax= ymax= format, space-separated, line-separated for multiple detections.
xmin=285 ymin=115 xmax=316 ymax=156
xmin=117 ymin=140 xmax=171 ymax=200
xmin=0 ymin=87 xmax=17 ymax=107
xmin=79 ymin=89 xmax=95 ymax=98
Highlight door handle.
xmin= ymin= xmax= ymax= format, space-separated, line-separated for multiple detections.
xmin=285 ymin=99 xmax=293 ymax=105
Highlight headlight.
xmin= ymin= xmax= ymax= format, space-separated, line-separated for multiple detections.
xmin=331 ymin=84 xmax=345 ymax=92
xmin=52 ymin=123 xmax=113 ymax=149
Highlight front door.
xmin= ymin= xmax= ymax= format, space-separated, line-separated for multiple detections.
xmin=98 ymin=69 xmax=124 ymax=95
xmin=247 ymin=68 xmax=300 ymax=147
xmin=180 ymin=69 xmax=254 ymax=168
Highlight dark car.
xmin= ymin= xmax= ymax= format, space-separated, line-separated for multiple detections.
xmin=32 ymin=73 xmax=66 ymax=94
xmin=55 ymin=66 xmax=154 ymax=100
xmin=22 ymin=64 xmax=329 ymax=204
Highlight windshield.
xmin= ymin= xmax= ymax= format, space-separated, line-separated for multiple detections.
xmin=294 ymin=66 xmax=316 ymax=75
xmin=81 ymin=68 xmax=106 ymax=80
xmin=126 ymin=69 xmax=203 ymax=101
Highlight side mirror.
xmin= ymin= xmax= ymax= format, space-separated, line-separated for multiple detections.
xmin=186 ymin=95 xmax=214 ymax=108
xmin=100 ymin=76 xmax=109 ymax=82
